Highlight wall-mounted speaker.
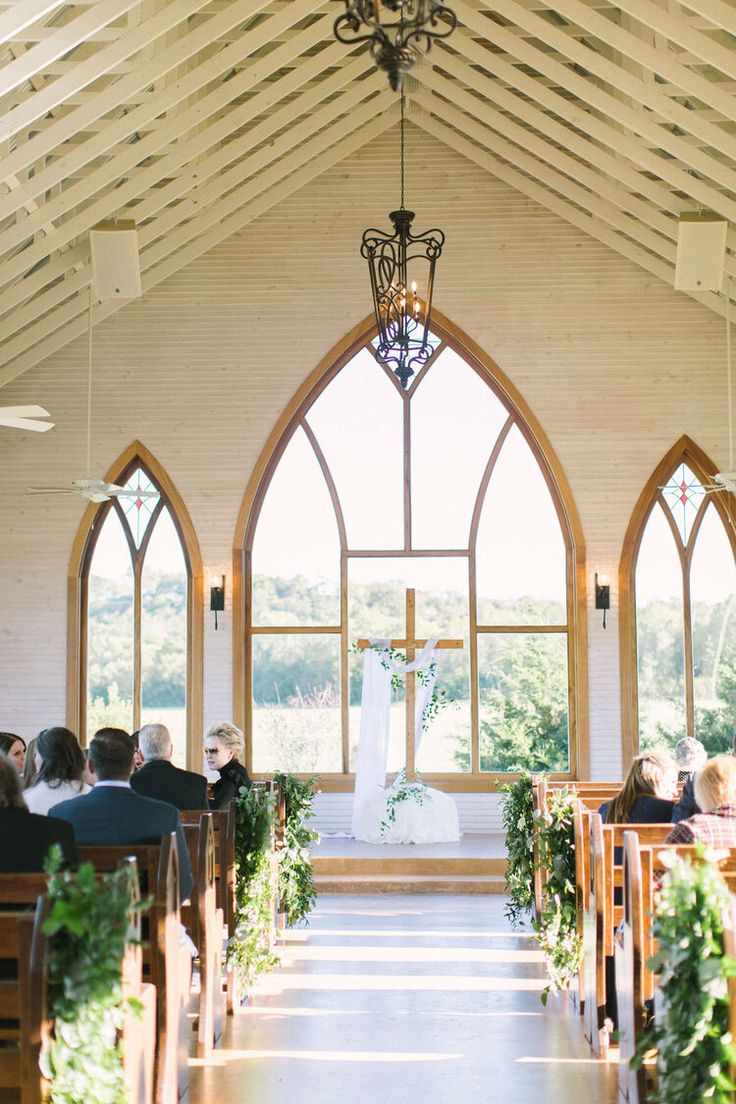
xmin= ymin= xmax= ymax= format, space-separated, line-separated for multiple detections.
xmin=674 ymin=213 xmax=727 ymax=291
xmin=90 ymin=221 xmax=142 ymax=300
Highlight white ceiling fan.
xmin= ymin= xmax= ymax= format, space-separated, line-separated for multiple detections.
xmin=28 ymin=290 xmax=158 ymax=505
xmin=0 ymin=405 xmax=54 ymax=432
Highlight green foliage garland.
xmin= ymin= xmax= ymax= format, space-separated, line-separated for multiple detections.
xmin=499 ymin=774 xmax=534 ymax=926
xmin=640 ymin=847 xmax=736 ymax=1103
xmin=381 ymin=768 xmax=428 ymax=836
xmin=42 ymin=849 xmax=142 ymax=1104
xmin=532 ymin=787 xmax=582 ymax=1003
xmin=226 ymin=787 xmax=278 ymax=992
xmin=273 ymin=773 xmax=319 ymax=926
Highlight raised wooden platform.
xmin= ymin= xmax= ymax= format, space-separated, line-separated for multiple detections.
xmin=312 ymin=834 xmax=507 ymax=894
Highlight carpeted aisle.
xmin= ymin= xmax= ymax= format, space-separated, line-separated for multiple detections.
xmin=188 ymin=895 xmax=618 ymax=1104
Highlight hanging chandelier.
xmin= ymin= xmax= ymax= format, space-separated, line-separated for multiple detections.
xmin=334 ymin=1 xmax=457 ymax=92
xmin=361 ymin=91 xmax=445 ymax=389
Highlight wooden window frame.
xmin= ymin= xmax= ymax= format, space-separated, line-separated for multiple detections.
xmin=619 ymin=435 xmax=736 ymax=765
xmin=233 ymin=311 xmax=589 ymax=791
xmin=67 ymin=440 xmax=204 ymax=770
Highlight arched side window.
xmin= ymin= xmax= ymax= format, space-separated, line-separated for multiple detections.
xmin=620 ymin=437 xmax=736 ymax=762
xmin=234 ymin=316 xmax=587 ymax=784
xmin=68 ymin=442 xmax=203 ymax=768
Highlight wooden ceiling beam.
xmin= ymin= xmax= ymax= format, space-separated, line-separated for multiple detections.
xmin=0 ymin=0 xmax=301 ymax=206
xmin=0 ymin=1 xmax=65 ymax=48
xmin=673 ymin=0 xmax=736 ymax=39
xmin=0 ymin=57 xmax=379 ymax=332
xmin=0 ymin=99 xmax=397 ymax=387
xmin=0 ymin=12 xmax=338 ymax=262
xmin=0 ymin=0 xmax=142 ymax=98
xmin=450 ymin=4 xmax=736 ymax=224
xmin=485 ymin=0 xmax=736 ymax=177
xmin=552 ymin=0 xmax=736 ymax=119
xmin=0 ymin=0 xmax=212 ymax=144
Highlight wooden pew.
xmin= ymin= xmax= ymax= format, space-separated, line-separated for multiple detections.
xmin=0 ymin=890 xmax=46 ymax=1104
xmin=78 ymin=834 xmax=190 ymax=1104
xmin=0 ymin=861 xmax=156 ymax=1104
xmin=583 ymin=815 xmax=673 ymax=1058
xmin=532 ymin=778 xmax=621 ymax=916
xmin=181 ymin=814 xmax=224 ymax=1057
xmin=618 ymin=836 xmax=736 ymax=1104
xmin=182 ymin=805 xmax=236 ymax=939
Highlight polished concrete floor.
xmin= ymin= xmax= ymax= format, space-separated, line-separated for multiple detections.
xmin=188 ymin=896 xmax=618 ymax=1103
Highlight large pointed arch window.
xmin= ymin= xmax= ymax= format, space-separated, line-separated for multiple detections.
xmin=75 ymin=452 xmax=199 ymax=766
xmin=624 ymin=442 xmax=736 ymax=757
xmin=242 ymin=326 xmax=580 ymax=780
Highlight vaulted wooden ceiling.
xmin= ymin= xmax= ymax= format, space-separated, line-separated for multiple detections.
xmin=0 ymin=0 xmax=734 ymax=387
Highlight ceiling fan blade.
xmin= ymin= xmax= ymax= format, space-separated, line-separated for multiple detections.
xmin=28 ymin=488 xmax=75 ymax=495
xmin=0 ymin=406 xmax=51 ymax=419
xmin=0 ymin=416 xmax=54 ymax=432
xmin=106 ymin=485 xmax=159 ymax=499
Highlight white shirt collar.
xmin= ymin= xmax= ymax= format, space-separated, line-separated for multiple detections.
xmin=94 ymin=780 xmax=131 ymax=789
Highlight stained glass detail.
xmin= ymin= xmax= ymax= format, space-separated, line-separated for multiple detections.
xmin=661 ymin=463 xmax=705 ymax=545
xmin=119 ymin=467 xmax=160 ymax=549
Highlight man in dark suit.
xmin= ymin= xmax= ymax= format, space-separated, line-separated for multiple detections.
xmin=130 ymin=723 xmax=208 ymax=810
xmin=53 ymin=727 xmax=193 ymax=901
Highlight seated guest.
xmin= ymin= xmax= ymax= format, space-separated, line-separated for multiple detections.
xmin=0 ymin=732 xmax=26 ymax=776
xmin=666 ymin=756 xmax=736 ymax=847
xmin=22 ymin=736 xmax=39 ymax=789
xmin=0 ymin=757 xmax=77 ymax=871
xmin=129 ymin=729 xmax=144 ymax=772
xmin=671 ymin=736 xmax=708 ymax=823
xmin=24 ymin=727 xmax=91 ymax=815
xmin=205 ymin=722 xmax=251 ymax=809
xmin=53 ymin=727 xmax=193 ymax=901
xmin=600 ymin=751 xmax=678 ymax=824
xmin=131 ymin=723 xmax=208 ymax=810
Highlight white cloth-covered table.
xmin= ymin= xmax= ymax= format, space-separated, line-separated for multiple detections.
xmin=355 ymin=776 xmax=460 ymax=845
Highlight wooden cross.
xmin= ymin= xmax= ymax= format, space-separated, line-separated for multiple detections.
xmin=357 ymin=587 xmax=463 ymax=781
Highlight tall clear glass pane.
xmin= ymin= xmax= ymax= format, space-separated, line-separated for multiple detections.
xmin=411 ymin=348 xmax=508 ymax=549
xmin=636 ymin=503 xmax=686 ymax=752
xmin=140 ymin=507 xmax=188 ymax=766
xmin=348 ymin=557 xmax=470 ymax=773
xmin=661 ymin=463 xmax=705 ymax=547
xmin=691 ymin=503 xmax=736 ymax=755
xmin=306 ymin=348 xmax=404 ymax=549
xmin=476 ymin=426 xmax=567 ymax=625
xmin=252 ymin=634 xmax=341 ymax=772
xmin=119 ymin=467 xmax=160 ymax=549
xmin=87 ymin=508 xmax=134 ymax=734
xmin=252 ymin=427 xmax=340 ymax=626
xmin=478 ymin=633 xmax=569 ymax=772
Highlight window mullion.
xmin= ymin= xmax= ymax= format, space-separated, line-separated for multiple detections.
xmin=133 ymin=556 xmax=142 ymax=733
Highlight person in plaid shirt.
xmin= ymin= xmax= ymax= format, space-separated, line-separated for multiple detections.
xmin=666 ymin=755 xmax=736 ymax=846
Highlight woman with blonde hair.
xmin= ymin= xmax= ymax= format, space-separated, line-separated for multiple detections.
xmin=204 ymin=722 xmax=251 ymax=809
xmin=600 ymin=750 xmax=678 ymax=824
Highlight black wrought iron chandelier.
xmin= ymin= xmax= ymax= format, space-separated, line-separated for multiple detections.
xmin=361 ymin=91 xmax=445 ymax=389
xmin=334 ymin=1 xmax=457 ymax=92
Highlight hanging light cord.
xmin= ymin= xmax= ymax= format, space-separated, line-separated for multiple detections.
xmin=86 ymin=286 xmax=93 ymax=479
xmin=727 ymin=276 xmax=733 ymax=472
xmin=400 ymin=87 xmax=405 ymax=210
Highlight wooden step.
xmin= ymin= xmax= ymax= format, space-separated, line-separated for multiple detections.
xmin=312 ymin=856 xmax=507 ymax=876
xmin=316 ymin=873 xmax=507 ymax=895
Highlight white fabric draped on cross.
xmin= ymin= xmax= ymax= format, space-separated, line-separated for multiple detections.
xmin=351 ymin=637 xmax=438 ymax=840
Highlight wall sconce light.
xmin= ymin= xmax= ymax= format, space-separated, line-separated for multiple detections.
xmin=210 ymin=575 xmax=225 ymax=630
xmin=595 ymin=573 xmax=610 ymax=629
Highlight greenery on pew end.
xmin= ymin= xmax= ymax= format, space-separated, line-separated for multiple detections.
xmin=273 ymin=773 xmax=319 ymax=926
xmin=532 ymin=787 xmax=581 ymax=1004
xmin=499 ymin=774 xmax=534 ymax=926
xmin=42 ymin=847 xmax=144 ymax=1104
xmin=636 ymin=846 xmax=736 ymax=1104
xmin=227 ymin=786 xmax=279 ymax=992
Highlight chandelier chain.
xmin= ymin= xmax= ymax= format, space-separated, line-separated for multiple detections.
xmin=400 ymin=87 xmax=405 ymax=210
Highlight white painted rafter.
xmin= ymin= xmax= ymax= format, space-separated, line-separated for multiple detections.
xmin=0 ymin=95 xmax=397 ymax=387
xmin=0 ymin=1 xmax=65 ymax=49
